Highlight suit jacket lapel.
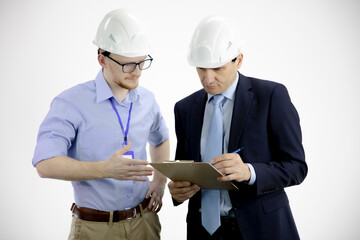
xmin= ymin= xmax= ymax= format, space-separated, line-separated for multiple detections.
xmin=228 ymin=73 xmax=254 ymax=152
xmin=190 ymin=90 xmax=207 ymax=162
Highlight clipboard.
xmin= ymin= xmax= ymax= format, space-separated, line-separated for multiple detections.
xmin=150 ymin=161 xmax=238 ymax=190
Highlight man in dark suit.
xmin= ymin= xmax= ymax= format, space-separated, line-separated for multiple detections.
xmin=168 ymin=15 xmax=307 ymax=240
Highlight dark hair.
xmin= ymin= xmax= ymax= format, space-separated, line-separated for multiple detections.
xmin=97 ymin=48 xmax=109 ymax=56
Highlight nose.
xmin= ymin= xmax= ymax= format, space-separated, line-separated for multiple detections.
xmin=203 ymin=69 xmax=215 ymax=84
xmin=132 ymin=65 xmax=142 ymax=75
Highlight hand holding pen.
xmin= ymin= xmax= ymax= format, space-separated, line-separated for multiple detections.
xmin=211 ymin=147 xmax=251 ymax=183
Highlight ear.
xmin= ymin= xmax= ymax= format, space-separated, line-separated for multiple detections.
xmin=236 ymin=53 xmax=243 ymax=69
xmin=98 ymin=53 xmax=107 ymax=68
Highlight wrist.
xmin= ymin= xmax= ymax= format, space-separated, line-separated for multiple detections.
xmin=97 ymin=160 xmax=108 ymax=179
xmin=245 ymin=164 xmax=251 ymax=181
xmin=153 ymin=173 xmax=167 ymax=185
xmin=237 ymin=163 xmax=251 ymax=183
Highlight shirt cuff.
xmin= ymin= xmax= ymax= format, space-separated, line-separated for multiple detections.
xmin=246 ymin=163 xmax=256 ymax=185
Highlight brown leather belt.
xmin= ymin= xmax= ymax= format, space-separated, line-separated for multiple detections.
xmin=71 ymin=198 xmax=150 ymax=222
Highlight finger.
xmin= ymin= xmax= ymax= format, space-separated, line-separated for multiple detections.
xmin=219 ymin=165 xmax=241 ymax=177
xmin=212 ymin=163 xmax=230 ymax=175
xmin=217 ymin=173 xmax=238 ymax=182
xmin=212 ymin=162 xmax=224 ymax=171
xmin=211 ymin=153 xmax=230 ymax=164
xmin=125 ymin=176 xmax=149 ymax=181
xmin=155 ymin=202 xmax=162 ymax=213
xmin=215 ymin=160 xmax=234 ymax=169
xmin=213 ymin=159 xmax=241 ymax=174
xmin=170 ymin=184 xmax=200 ymax=197
xmin=125 ymin=170 xmax=153 ymax=178
xmin=174 ymin=187 xmax=199 ymax=202
xmin=169 ymin=186 xmax=192 ymax=195
xmin=211 ymin=153 xmax=239 ymax=164
xmin=149 ymin=196 xmax=161 ymax=212
xmin=117 ymin=142 xmax=132 ymax=155
xmin=173 ymin=193 xmax=188 ymax=202
xmin=132 ymin=171 xmax=153 ymax=177
xmin=167 ymin=181 xmax=178 ymax=190
xmin=145 ymin=189 xmax=151 ymax=200
xmin=148 ymin=197 xmax=156 ymax=210
xmin=172 ymin=181 xmax=193 ymax=188
xmin=154 ymin=198 xmax=163 ymax=213
xmin=130 ymin=159 xmax=151 ymax=166
xmin=152 ymin=199 xmax=161 ymax=212
xmin=216 ymin=165 xmax=229 ymax=174
xmin=127 ymin=165 xmax=153 ymax=174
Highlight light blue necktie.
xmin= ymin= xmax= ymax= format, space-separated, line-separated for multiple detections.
xmin=202 ymin=94 xmax=225 ymax=235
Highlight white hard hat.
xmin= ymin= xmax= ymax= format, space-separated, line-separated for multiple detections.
xmin=187 ymin=15 xmax=241 ymax=68
xmin=93 ymin=9 xmax=149 ymax=57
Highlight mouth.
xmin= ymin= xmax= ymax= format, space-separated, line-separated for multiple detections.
xmin=203 ymin=85 xmax=219 ymax=94
xmin=126 ymin=76 xmax=140 ymax=81
xmin=205 ymin=85 xmax=216 ymax=90
xmin=126 ymin=77 xmax=138 ymax=80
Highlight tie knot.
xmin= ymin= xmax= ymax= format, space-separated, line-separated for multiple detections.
xmin=210 ymin=95 xmax=224 ymax=106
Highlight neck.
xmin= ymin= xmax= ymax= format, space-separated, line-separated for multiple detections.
xmin=112 ymin=87 xmax=129 ymax=102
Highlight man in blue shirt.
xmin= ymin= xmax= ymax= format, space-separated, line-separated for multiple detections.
xmin=32 ymin=9 xmax=169 ymax=240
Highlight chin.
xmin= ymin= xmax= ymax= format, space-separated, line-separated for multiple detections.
xmin=205 ymin=88 xmax=220 ymax=95
xmin=118 ymin=82 xmax=139 ymax=90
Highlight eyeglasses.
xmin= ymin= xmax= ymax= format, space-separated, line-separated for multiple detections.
xmin=102 ymin=51 xmax=153 ymax=73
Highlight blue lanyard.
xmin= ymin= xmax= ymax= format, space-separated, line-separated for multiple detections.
xmin=109 ymin=98 xmax=133 ymax=145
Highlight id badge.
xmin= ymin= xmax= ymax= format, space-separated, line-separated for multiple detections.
xmin=123 ymin=150 xmax=134 ymax=159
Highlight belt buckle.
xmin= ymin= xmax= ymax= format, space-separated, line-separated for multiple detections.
xmin=125 ymin=207 xmax=137 ymax=220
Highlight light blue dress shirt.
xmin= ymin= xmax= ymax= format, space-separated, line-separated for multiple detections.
xmin=32 ymin=70 xmax=169 ymax=211
xmin=200 ymin=72 xmax=256 ymax=216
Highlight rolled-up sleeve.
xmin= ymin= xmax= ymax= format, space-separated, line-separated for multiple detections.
xmin=147 ymin=101 xmax=169 ymax=147
xmin=32 ymin=97 xmax=81 ymax=166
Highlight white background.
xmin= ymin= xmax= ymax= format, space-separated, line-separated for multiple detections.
xmin=1 ymin=0 xmax=359 ymax=239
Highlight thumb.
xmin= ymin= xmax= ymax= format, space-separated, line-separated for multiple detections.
xmin=118 ymin=141 xmax=132 ymax=155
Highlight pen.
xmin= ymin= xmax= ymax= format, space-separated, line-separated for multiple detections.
xmin=232 ymin=147 xmax=244 ymax=153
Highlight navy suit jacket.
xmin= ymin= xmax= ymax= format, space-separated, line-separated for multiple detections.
xmin=174 ymin=73 xmax=307 ymax=239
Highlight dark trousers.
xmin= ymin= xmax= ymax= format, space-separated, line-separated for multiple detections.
xmin=187 ymin=216 xmax=243 ymax=240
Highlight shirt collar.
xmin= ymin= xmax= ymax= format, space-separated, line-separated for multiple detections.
xmin=95 ymin=69 xmax=142 ymax=104
xmin=124 ymin=88 xmax=142 ymax=104
xmin=207 ymin=71 xmax=239 ymax=102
